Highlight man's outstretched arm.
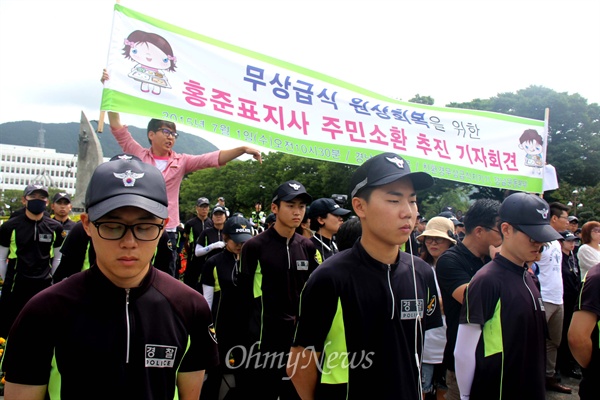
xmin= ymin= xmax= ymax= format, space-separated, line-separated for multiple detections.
xmin=218 ymin=147 xmax=262 ymax=165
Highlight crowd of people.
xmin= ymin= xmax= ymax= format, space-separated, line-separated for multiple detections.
xmin=0 ymin=111 xmax=598 ymax=400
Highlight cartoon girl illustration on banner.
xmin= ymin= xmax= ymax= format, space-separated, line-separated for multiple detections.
xmin=123 ymin=30 xmax=177 ymax=95
xmin=518 ymin=129 xmax=544 ymax=175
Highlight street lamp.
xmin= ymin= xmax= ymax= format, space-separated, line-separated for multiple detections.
xmin=567 ymin=189 xmax=583 ymax=216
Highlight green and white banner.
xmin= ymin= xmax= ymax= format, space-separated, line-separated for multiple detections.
xmin=101 ymin=4 xmax=546 ymax=192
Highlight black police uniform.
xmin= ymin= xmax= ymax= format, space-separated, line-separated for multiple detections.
xmin=2 ymin=266 xmax=219 ymax=400
xmin=436 ymin=241 xmax=490 ymax=373
xmin=0 ymin=212 xmax=64 ymax=336
xmin=293 ymin=241 xmax=442 ymax=399
xmin=239 ymin=226 xmax=318 ymax=398
xmin=461 ymin=254 xmax=547 ymax=400
xmin=183 ymin=216 xmax=213 ymax=288
xmin=193 ymin=227 xmax=224 ymax=291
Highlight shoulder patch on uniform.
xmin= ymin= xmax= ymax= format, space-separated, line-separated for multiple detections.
xmin=208 ymin=323 xmax=218 ymax=344
xmin=426 ymin=295 xmax=437 ymax=316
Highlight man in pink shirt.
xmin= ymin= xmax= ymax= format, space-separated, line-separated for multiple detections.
xmin=101 ymin=70 xmax=262 ymax=276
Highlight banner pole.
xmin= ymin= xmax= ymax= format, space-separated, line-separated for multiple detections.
xmin=97 ymin=111 xmax=105 ymax=133
xmin=97 ymin=1 xmax=120 ymax=134
xmin=540 ymin=107 xmax=550 ymax=198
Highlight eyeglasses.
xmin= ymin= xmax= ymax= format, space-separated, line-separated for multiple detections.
xmin=424 ymin=237 xmax=447 ymax=244
xmin=592 ymin=228 xmax=600 ymax=233
xmin=484 ymin=226 xmax=501 ymax=235
xmin=158 ymin=128 xmax=179 ymax=139
xmin=92 ymin=221 xmax=164 ymax=241
xmin=513 ymin=226 xmax=540 ymax=243
xmin=558 ymin=216 xmax=569 ymax=220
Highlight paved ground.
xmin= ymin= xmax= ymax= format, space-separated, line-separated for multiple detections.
xmin=547 ymin=375 xmax=581 ymax=399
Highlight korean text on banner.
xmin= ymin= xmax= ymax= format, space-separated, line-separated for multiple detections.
xmin=101 ymin=4 xmax=546 ymax=193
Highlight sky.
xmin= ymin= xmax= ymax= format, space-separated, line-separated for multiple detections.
xmin=0 ymin=0 xmax=599 ymax=152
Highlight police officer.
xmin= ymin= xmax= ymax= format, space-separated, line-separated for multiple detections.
xmin=51 ymin=192 xmax=76 ymax=235
xmin=239 ymin=180 xmax=318 ymax=399
xmin=182 ymin=197 xmax=214 ymax=289
xmin=307 ymin=198 xmax=351 ymax=263
xmin=0 ymin=183 xmax=64 ymax=337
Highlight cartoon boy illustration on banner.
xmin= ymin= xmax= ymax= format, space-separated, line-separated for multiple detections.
xmin=518 ymin=129 xmax=544 ymax=175
xmin=123 ymin=30 xmax=176 ymax=95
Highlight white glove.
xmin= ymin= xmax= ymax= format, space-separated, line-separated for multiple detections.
xmin=210 ymin=241 xmax=226 ymax=250
xmin=195 ymin=241 xmax=226 ymax=256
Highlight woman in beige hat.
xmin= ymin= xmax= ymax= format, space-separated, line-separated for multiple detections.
xmin=417 ymin=216 xmax=457 ymax=400
xmin=418 ymin=217 xmax=457 ymax=266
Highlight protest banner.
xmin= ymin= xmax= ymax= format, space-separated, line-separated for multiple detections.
xmin=101 ymin=4 xmax=547 ymax=192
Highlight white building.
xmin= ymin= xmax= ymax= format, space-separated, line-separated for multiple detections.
xmin=0 ymin=144 xmax=108 ymax=195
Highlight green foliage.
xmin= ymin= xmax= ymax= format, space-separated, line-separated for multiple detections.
xmin=408 ymin=94 xmax=434 ymax=105
xmin=447 ymin=85 xmax=600 ymax=188
xmin=4 ymin=87 xmax=599 ymax=222
xmin=179 ymin=152 xmax=357 ymax=220
xmin=0 ymin=189 xmax=24 ymax=216
xmin=418 ymin=180 xmax=472 ymax=219
xmin=545 ymin=182 xmax=600 ymax=225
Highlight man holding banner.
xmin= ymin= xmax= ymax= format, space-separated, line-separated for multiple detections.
xmin=101 ymin=70 xmax=262 ymax=277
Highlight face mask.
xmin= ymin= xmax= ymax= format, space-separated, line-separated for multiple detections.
xmin=27 ymin=199 xmax=47 ymax=215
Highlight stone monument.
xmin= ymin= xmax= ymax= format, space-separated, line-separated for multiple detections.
xmin=72 ymin=111 xmax=104 ymax=212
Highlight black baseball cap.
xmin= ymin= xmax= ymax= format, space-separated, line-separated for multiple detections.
xmin=308 ymin=198 xmax=351 ymax=219
xmin=559 ymin=230 xmax=580 ymax=242
xmin=349 ymin=152 xmax=434 ymax=198
xmin=450 ymin=217 xmax=464 ymax=227
xmin=197 ymin=197 xmax=210 ymax=206
xmin=224 ymin=216 xmax=253 ymax=243
xmin=438 ymin=211 xmax=456 ymax=219
xmin=212 ymin=206 xmax=227 ymax=215
xmin=52 ymin=192 xmax=71 ymax=203
xmin=499 ymin=192 xmax=563 ymax=242
xmin=85 ymin=155 xmax=168 ymax=221
xmin=24 ymin=183 xmax=49 ymax=197
xmin=272 ymin=180 xmax=312 ymax=203
xmin=265 ymin=213 xmax=276 ymax=224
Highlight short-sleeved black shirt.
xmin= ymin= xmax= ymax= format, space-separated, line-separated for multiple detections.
xmin=2 ymin=266 xmax=219 ymax=400
xmin=54 ymin=217 xmax=77 ymax=237
xmin=240 ymin=227 xmax=318 ymax=352
xmin=562 ymin=250 xmax=581 ymax=301
xmin=184 ymin=217 xmax=213 ymax=258
xmin=436 ymin=240 xmax=490 ymax=371
xmin=574 ymin=263 xmax=600 ymax=400
xmin=0 ymin=213 xmax=64 ymax=280
xmin=201 ymin=249 xmax=247 ymax=365
xmin=195 ymin=227 xmax=224 ymax=268
xmin=461 ymin=254 xmax=547 ymax=400
xmin=310 ymin=234 xmax=337 ymax=263
xmin=292 ymin=241 xmax=442 ymax=400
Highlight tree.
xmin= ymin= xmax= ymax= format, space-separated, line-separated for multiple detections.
xmin=448 ymin=85 xmax=600 ymax=188
xmin=177 ymin=86 xmax=599 ymax=221
xmin=409 ymin=94 xmax=434 ymax=105
xmin=178 ymin=153 xmax=357 ymax=219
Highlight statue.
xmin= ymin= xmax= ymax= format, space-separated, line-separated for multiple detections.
xmin=72 ymin=111 xmax=103 ymax=211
